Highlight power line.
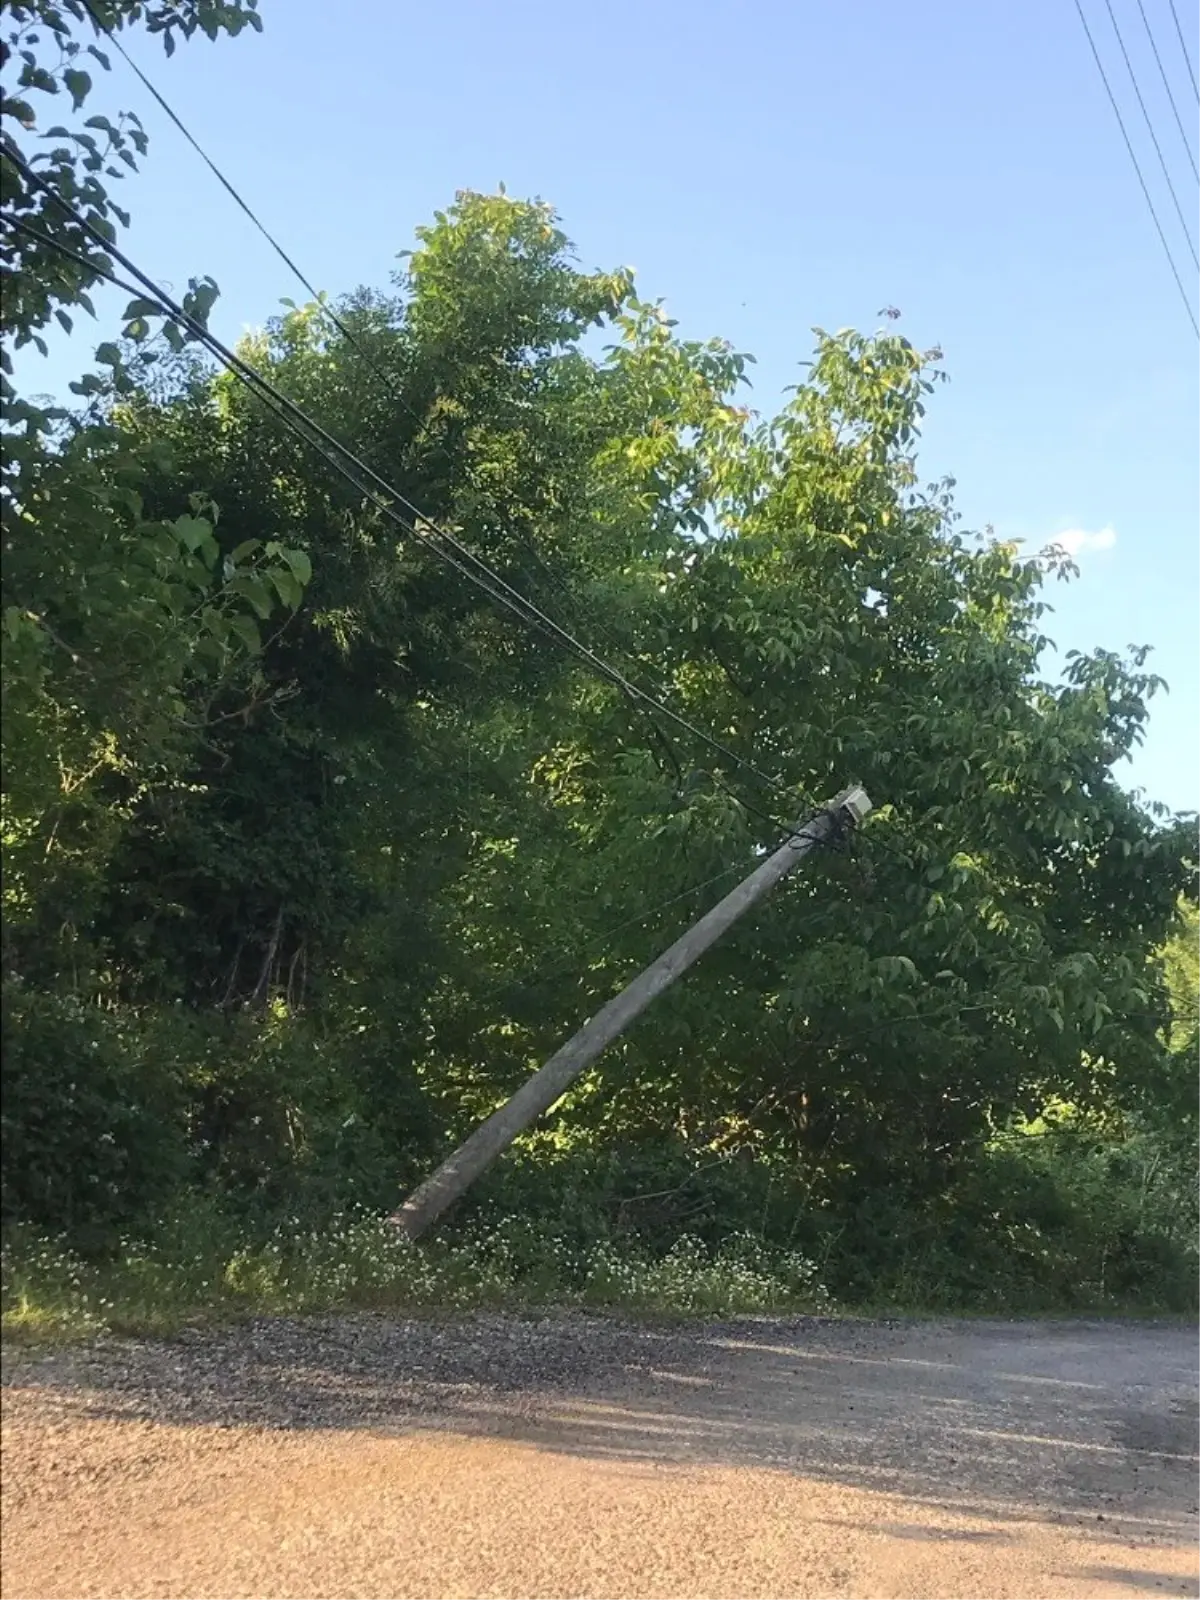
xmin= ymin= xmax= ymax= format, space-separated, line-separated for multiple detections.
xmin=0 ymin=192 xmax=919 ymax=881
xmin=1134 ymin=0 xmax=1200 ymax=183
xmin=79 ymin=0 xmax=826 ymax=813
xmin=0 ymin=228 xmax=767 ymax=849
xmin=77 ymin=0 xmax=665 ymax=688
xmin=1166 ymin=0 xmax=1200 ymax=102
xmin=77 ymin=0 xmax=407 ymax=413
xmin=5 ymin=216 xmax=877 ymax=1016
xmin=1071 ymin=0 xmax=1200 ymax=338
xmin=0 ymin=154 xmax=821 ymax=837
xmin=1102 ymin=0 xmax=1199 ymax=270
xmin=0 ymin=199 xmax=832 ymax=845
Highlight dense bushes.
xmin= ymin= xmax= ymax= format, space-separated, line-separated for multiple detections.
xmin=2 ymin=0 xmax=1196 ymax=1337
xmin=0 ymin=983 xmax=189 ymax=1249
xmin=4 ymin=1112 xmax=1195 ymax=1343
xmin=476 ymin=1119 xmax=1199 ymax=1314
xmin=5 ymin=944 xmax=1195 ymax=1325
xmin=0 ymin=992 xmax=438 ymax=1247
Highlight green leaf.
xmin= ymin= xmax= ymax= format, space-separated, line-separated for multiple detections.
xmin=229 ymin=574 xmax=274 ymax=619
xmin=280 ymin=547 xmax=312 ymax=586
xmin=171 ymin=514 xmax=213 ymax=554
xmin=4 ymin=607 xmax=31 ymax=642
xmin=227 ymin=614 xmax=262 ymax=654
xmin=183 ymin=276 xmax=220 ymax=329
xmin=19 ymin=64 xmax=58 ymax=93
xmin=63 ymin=68 xmax=92 ymax=110
xmin=269 ymin=569 xmax=301 ymax=608
xmin=3 ymin=96 xmax=37 ymax=128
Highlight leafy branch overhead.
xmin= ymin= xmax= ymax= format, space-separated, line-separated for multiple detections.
xmin=1 ymin=3 xmax=260 ymax=358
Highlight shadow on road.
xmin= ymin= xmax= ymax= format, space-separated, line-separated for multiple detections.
xmin=5 ymin=1312 xmax=1198 ymax=1541
xmin=1063 ymin=1565 xmax=1198 ymax=1596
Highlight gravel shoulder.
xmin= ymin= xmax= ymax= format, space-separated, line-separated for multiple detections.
xmin=2 ymin=1312 xmax=1198 ymax=1599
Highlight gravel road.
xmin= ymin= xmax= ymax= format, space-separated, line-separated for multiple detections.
xmin=2 ymin=1312 xmax=1197 ymax=1599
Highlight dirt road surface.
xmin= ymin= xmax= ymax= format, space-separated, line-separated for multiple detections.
xmin=2 ymin=1313 xmax=1197 ymax=1600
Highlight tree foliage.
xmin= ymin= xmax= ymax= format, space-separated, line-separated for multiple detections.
xmin=1 ymin=2 xmax=1195 ymax=1307
xmin=1 ymin=0 xmax=261 ymax=350
xmin=2 ymin=0 xmax=310 ymax=995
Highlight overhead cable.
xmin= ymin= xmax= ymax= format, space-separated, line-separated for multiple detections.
xmin=78 ymin=0 xmax=665 ymax=681
xmin=1070 ymin=0 xmax=1200 ymax=338
xmin=1 ymin=151 xmax=815 ymax=833
xmin=1166 ymin=0 xmax=1200 ymax=103
xmin=1102 ymin=0 xmax=1199 ymax=269
xmin=1134 ymin=0 xmax=1200 ymax=182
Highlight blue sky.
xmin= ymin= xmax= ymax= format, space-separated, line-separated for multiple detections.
xmin=16 ymin=0 xmax=1200 ymax=812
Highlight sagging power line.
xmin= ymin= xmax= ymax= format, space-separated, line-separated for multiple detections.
xmin=77 ymin=0 xmax=681 ymax=689
xmin=1 ymin=146 xmax=829 ymax=844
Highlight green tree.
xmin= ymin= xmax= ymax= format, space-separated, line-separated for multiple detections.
xmin=1163 ymin=899 xmax=1198 ymax=1045
xmin=1 ymin=0 xmax=314 ymax=1232
xmin=1 ymin=0 xmax=262 ymax=349
xmin=3 ymin=158 xmax=1191 ymax=1282
xmin=94 ymin=195 xmax=1194 ymax=1223
xmin=1 ymin=0 xmax=311 ymax=986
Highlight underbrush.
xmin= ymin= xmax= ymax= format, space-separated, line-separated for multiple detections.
xmin=4 ymin=1108 xmax=1195 ymax=1346
xmin=848 ymin=1121 xmax=1198 ymax=1315
xmin=0 ymin=1209 xmax=831 ymax=1344
xmin=462 ymin=1115 xmax=1199 ymax=1318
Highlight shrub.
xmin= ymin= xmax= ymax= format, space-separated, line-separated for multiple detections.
xmin=0 ymin=982 xmax=190 ymax=1248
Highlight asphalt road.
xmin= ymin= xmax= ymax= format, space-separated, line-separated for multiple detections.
xmin=3 ymin=1312 xmax=1197 ymax=1599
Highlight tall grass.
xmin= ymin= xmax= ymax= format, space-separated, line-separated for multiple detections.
xmin=0 ymin=1208 xmax=831 ymax=1343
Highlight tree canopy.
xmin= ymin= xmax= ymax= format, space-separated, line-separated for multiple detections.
xmin=1 ymin=0 xmax=1194 ymax=1305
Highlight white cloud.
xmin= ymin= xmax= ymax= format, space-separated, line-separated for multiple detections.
xmin=1045 ymin=526 xmax=1117 ymax=559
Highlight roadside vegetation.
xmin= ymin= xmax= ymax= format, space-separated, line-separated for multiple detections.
xmin=3 ymin=2 xmax=1196 ymax=1346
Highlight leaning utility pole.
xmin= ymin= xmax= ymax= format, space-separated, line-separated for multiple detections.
xmin=389 ymin=786 xmax=873 ymax=1240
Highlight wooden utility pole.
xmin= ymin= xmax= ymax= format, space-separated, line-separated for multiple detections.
xmin=389 ymin=786 xmax=873 ymax=1240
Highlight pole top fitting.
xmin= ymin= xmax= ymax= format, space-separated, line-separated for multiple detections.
xmin=831 ymin=786 xmax=873 ymax=828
